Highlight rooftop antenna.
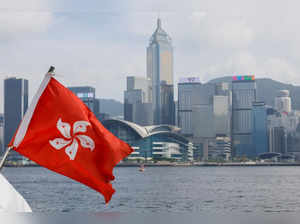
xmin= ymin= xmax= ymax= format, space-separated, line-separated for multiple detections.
xmin=157 ymin=11 xmax=162 ymax=28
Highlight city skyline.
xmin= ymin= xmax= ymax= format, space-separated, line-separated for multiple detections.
xmin=3 ymin=1 xmax=300 ymax=214
xmin=2 ymin=1 xmax=300 ymax=113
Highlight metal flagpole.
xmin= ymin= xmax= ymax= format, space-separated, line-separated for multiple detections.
xmin=0 ymin=66 xmax=55 ymax=172
xmin=0 ymin=146 xmax=13 ymax=172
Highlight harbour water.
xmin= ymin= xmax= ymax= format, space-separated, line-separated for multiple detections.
xmin=3 ymin=166 xmax=300 ymax=213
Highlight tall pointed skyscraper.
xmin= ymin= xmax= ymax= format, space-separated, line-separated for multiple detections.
xmin=147 ymin=18 xmax=175 ymax=125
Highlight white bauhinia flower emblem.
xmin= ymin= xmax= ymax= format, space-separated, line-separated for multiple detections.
xmin=49 ymin=118 xmax=95 ymax=160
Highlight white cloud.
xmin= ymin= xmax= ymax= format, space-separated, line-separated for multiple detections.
xmin=1 ymin=0 xmax=300 ymax=112
xmin=208 ymin=20 xmax=254 ymax=49
xmin=262 ymin=58 xmax=298 ymax=84
xmin=196 ymin=52 xmax=257 ymax=82
xmin=0 ymin=0 xmax=53 ymax=41
xmin=0 ymin=12 xmax=53 ymax=40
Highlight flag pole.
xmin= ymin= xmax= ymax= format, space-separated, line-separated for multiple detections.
xmin=0 ymin=146 xmax=13 ymax=172
xmin=0 ymin=66 xmax=55 ymax=172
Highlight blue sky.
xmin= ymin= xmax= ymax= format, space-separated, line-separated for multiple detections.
xmin=1 ymin=0 xmax=300 ymax=111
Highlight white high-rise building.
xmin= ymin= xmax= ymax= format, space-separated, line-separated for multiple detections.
xmin=274 ymin=90 xmax=292 ymax=113
xmin=147 ymin=18 xmax=174 ymax=125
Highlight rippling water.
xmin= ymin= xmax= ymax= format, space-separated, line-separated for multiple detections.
xmin=3 ymin=166 xmax=300 ymax=213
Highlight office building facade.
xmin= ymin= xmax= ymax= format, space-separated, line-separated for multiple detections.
xmin=69 ymin=86 xmax=97 ymax=113
xmin=160 ymin=82 xmax=175 ymax=125
xmin=269 ymin=127 xmax=286 ymax=154
xmin=124 ymin=76 xmax=153 ymax=125
xmin=252 ymin=102 xmax=268 ymax=156
xmin=213 ymin=95 xmax=231 ymax=137
xmin=4 ymin=78 xmax=28 ymax=159
xmin=178 ymin=78 xmax=202 ymax=136
xmin=178 ymin=78 xmax=217 ymax=137
xmin=126 ymin=76 xmax=149 ymax=101
xmin=177 ymin=78 xmax=232 ymax=160
xmin=232 ymin=76 xmax=256 ymax=157
xmin=147 ymin=18 xmax=174 ymax=125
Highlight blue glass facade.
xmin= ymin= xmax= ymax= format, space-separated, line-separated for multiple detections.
xmin=4 ymin=78 xmax=28 ymax=160
xmin=252 ymin=102 xmax=268 ymax=156
xmin=232 ymin=79 xmax=256 ymax=158
xmin=235 ymin=144 xmax=255 ymax=158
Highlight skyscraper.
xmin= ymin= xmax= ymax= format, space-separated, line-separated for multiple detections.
xmin=68 ymin=86 xmax=96 ymax=113
xmin=4 ymin=77 xmax=28 ymax=159
xmin=178 ymin=77 xmax=202 ymax=137
xmin=213 ymin=95 xmax=231 ymax=137
xmin=274 ymin=90 xmax=292 ymax=113
xmin=124 ymin=76 xmax=153 ymax=125
xmin=269 ymin=127 xmax=286 ymax=154
xmin=231 ymin=75 xmax=256 ymax=157
xmin=252 ymin=102 xmax=268 ymax=156
xmin=178 ymin=78 xmax=217 ymax=138
xmin=147 ymin=18 xmax=174 ymax=125
xmin=160 ymin=81 xmax=175 ymax=125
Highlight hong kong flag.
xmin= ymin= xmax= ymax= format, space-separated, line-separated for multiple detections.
xmin=8 ymin=68 xmax=133 ymax=203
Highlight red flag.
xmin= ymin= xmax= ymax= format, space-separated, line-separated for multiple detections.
xmin=9 ymin=72 xmax=133 ymax=203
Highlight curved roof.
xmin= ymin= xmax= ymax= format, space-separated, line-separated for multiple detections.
xmin=144 ymin=125 xmax=181 ymax=133
xmin=102 ymin=119 xmax=187 ymax=143
xmin=102 ymin=119 xmax=149 ymax=138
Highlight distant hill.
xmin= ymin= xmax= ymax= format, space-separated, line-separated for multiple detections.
xmin=209 ymin=77 xmax=300 ymax=110
xmin=99 ymin=99 xmax=123 ymax=117
xmin=209 ymin=76 xmax=233 ymax=83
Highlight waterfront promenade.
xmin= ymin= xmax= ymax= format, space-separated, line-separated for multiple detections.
xmin=3 ymin=159 xmax=300 ymax=167
xmin=118 ymin=161 xmax=300 ymax=167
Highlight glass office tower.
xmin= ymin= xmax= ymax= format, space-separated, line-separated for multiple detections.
xmin=147 ymin=18 xmax=174 ymax=125
xmin=68 ymin=86 xmax=96 ymax=113
xmin=178 ymin=78 xmax=202 ymax=137
xmin=252 ymin=102 xmax=268 ymax=156
xmin=232 ymin=76 xmax=256 ymax=158
xmin=124 ymin=76 xmax=153 ymax=125
xmin=4 ymin=77 xmax=28 ymax=160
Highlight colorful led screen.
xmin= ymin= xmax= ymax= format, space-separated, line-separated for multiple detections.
xmin=232 ymin=75 xmax=255 ymax=81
